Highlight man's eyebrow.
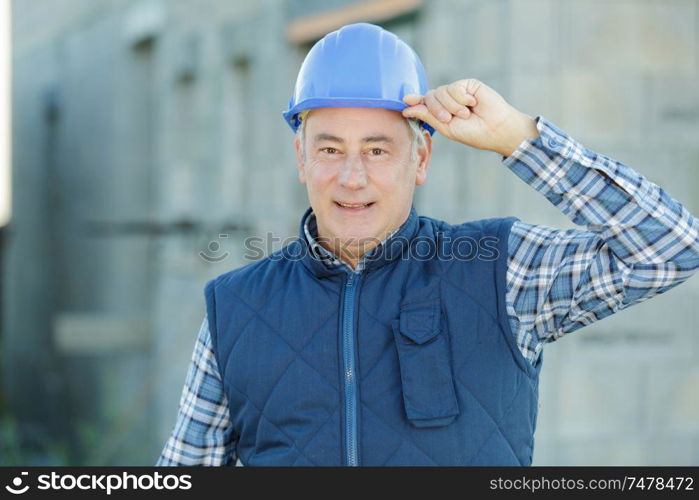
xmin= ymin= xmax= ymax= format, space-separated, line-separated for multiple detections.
xmin=313 ymin=133 xmax=395 ymax=144
xmin=361 ymin=135 xmax=394 ymax=144
xmin=313 ymin=133 xmax=344 ymax=143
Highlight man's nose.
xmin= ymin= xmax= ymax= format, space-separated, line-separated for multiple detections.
xmin=338 ymin=154 xmax=368 ymax=189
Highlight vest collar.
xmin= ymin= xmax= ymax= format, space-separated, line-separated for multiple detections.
xmin=298 ymin=203 xmax=421 ymax=278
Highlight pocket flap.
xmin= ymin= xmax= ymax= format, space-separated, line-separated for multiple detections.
xmin=392 ymin=296 xmax=460 ymax=429
xmin=398 ymin=297 xmax=441 ymax=344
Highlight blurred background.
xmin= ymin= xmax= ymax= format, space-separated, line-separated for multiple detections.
xmin=1 ymin=0 xmax=698 ymax=466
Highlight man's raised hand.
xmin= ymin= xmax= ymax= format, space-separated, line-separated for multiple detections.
xmin=402 ymin=78 xmax=538 ymax=157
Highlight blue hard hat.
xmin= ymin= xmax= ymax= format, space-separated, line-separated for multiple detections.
xmin=283 ymin=22 xmax=435 ymax=135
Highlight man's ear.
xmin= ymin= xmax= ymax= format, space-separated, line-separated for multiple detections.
xmin=415 ymin=130 xmax=433 ymax=186
xmin=295 ymin=136 xmax=306 ymax=184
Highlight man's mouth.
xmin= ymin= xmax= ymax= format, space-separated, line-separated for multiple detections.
xmin=334 ymin=201 xmax=375 ymax=209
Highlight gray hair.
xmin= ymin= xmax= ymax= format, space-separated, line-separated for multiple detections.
xmin=296 ymin=112 xmax=428 ymax=162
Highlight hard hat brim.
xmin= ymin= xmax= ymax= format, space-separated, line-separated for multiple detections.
xmin=283 ymin=97 xmax=435 ymax=136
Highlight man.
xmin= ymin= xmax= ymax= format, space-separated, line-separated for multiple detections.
xmin=157 ymin=23 xmax=699 ymax=466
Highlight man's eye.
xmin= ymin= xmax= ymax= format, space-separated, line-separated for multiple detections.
xmin=320 ymin=147 xmax=338 ymax=154
xmin=370 ymin=148 xmax=384 ymax=156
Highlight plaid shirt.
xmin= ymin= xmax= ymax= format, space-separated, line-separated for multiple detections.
xmin=156 ymin=115 xmax=699 ymax=466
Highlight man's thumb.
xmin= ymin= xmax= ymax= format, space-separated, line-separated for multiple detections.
xmin=402 ymin=104 xmax=439 ymax=130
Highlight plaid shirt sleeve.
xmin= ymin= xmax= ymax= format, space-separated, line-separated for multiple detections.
xmin=156 ymin=315 xmax=237 ymax=466
xmin=503 ymin=116 xmax=699 ymax=367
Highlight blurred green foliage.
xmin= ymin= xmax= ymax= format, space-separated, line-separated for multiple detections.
xmin=0 ymin=414 xmax=70 ymax=465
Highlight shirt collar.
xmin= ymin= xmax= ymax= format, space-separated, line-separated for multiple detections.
xmin=300 ymin=205 xmax=419 ymax=276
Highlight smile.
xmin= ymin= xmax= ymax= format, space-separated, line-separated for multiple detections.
xmin=334 ymin=201 xmax=376 ymax=212
xmin=335 ymin=201 xmax=374 ymax=208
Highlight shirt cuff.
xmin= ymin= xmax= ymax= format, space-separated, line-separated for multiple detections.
xmin=500 ymin=115 xmax=569 ymax=164
xmin=501 ymin=114 xmax=606 ymax=186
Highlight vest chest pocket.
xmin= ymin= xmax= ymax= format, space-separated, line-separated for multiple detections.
xmin=391 ymin=297 xmax=460 ymax=428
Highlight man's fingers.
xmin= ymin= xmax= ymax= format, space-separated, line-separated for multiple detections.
xmin=403 ymin=81 xmax=480 ymax=123
xmin=456 ymin=107 xmax=471 ymax=119
xmin=447 ymin=82 xmax=478 ymax=107
xmin=435 ymin=85 xmax=467 ymax=118
xmin=424 ymin=90 xmax=451 ymax=123
xmin=401 ymin=103 xmax=439 ymax=129
xmin=402 ymin=94 xmax=423 ymax=106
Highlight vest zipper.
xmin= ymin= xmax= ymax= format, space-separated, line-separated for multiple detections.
xmin=342 ymin=270 xmax=361 ymax=466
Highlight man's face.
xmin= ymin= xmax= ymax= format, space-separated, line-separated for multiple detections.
xmin=295 ymin=107 xmax=432 ymax=263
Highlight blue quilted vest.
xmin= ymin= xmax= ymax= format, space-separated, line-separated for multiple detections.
xmin=204 ymin=204 xmax=543 ymax=466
